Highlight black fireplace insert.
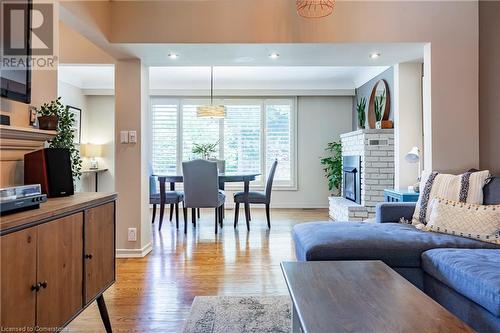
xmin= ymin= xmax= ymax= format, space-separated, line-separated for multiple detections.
xmin=343 ymin=155 xmax=361 ymax=204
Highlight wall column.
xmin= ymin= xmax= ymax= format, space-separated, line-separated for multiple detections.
xmin=394 ymin=62 xmax=423 ymax=189
xmin=114 ymin=59 xmax=151 ymax=257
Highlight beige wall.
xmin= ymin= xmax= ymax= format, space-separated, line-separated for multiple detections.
xmin=61 ymin=0 xmax=481 ymax=173
xmin=115 ymin=59 xmax=151 ymax=255
xmin=394 ymin=63 xmax=423 ymax=188
xmin=479 ymin=1 xmax=500 ymax=174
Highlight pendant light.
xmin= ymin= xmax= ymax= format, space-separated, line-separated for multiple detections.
xmin=197 ymin=67 xmax=226 ymax=118
xmin=296 ymin=0 xmax=335 ymax=18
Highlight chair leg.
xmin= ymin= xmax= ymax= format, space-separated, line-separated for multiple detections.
xmin=234 ymin=203 xmax=239 ymax=228
xmin=215 ymin=208 xmax=218 ymax=234
xmin=265 ymin=204 xmax=271 ymax=229
xmin=197 ymin=208 xmax=200 ymax=218
xmin=151 ymin=204 xmax=156 ymax=224
xmin=248 ymin=207 xmax=251 ymax=221
xmin=244 ymin=203 xmax=250 ymax=231
xmin=183 ymin=206 xmax=188 ymax=234
xmin=192 ymin=208 xmax=196 ymax=227
xmin=159 ymin=203 xmax=165 ymax=231
xmin=219 ymin=206 xmax=223 ymax=228
xmin=169 ymin=204 xmax=174 ymax=221
xmin=175 ymin=203 xmax=179 ymax=229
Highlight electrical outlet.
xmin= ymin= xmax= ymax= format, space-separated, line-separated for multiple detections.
xmin=128 ymin=228 xmax=137 ymax=241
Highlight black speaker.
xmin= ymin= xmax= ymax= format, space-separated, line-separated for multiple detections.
xmin=24 ymin=148 xmax=74 ymax=197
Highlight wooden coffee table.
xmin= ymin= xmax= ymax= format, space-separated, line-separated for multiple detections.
xmin=281 ymin=261 xmax=473 ymax=333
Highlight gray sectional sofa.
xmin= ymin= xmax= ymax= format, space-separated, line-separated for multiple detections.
xmin=292 ymin=176 xmax=500 ymax=332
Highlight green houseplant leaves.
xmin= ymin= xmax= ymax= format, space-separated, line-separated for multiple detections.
xmin=320 ymin=141 xmax=342 ymax=195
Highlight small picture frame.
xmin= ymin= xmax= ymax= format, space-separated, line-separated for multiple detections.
xmin=67 ymin=106 xmax=82 ymax=144
xmin=29 ymin=106 xmax=38 ymax=128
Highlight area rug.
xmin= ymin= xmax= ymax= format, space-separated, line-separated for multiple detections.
xmin=182 ymin=296 xmax=292 ymax=333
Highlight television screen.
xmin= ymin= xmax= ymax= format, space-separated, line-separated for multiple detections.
xmin=0 ymin=0 xmax=32 ymax=104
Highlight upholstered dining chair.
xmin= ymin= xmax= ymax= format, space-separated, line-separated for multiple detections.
xmin=182 ymin=159 xmax=226 ymax=234
xmin=149 ymin=176 xmax=184 ymax=231
xmin=233 ymin=160 xmax=278 ymax=231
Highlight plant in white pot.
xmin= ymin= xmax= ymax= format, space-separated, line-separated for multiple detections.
xmin=192 ymin=141 xmax=219 ymax=160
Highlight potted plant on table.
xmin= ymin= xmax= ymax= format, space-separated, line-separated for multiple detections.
xmin=37 ymin=97 xmax=82 ymax=180
xmin=320 ymin=141 xmax=342 ymax=196
xmin=356 ymin=97 xmax=366 ymax=129
xmin=192 ymin=140 xmax=219 ymax=159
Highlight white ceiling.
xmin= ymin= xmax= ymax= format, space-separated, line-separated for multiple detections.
xmin=58 ymin=65 xmax=114 ymax=90
xmin=149 ymin=66 xmax=390 ymax=91
xmin=57 ymin=43 xmax=424 ymax=91
xmin=121 ymin=43 xmax=424 ymax=67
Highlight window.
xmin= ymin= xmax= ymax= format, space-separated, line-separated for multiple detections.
xmin=151 ymin=97 xmax=296 ymax=188
xmin=151 ymin=98 xmax=178 ymax=175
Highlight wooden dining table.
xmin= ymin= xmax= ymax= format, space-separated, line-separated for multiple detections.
xmin=153 ymin=173 xmax=260 ymax=224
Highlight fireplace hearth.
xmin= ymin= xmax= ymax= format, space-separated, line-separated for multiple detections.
xmin=343 ymin=155 xmax=361 ymax=204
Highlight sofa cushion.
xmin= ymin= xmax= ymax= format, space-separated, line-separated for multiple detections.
xmin=293 ymin=222 xmax=499 ymax=267
xmin=484 ymin=176 xmax=500 ymax=205
xmin=422 ymin=249 xmax=500 ymax=316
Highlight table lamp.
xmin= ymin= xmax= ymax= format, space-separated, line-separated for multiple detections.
xmin=405 ymin=146 xmax=421 ymax=192
xmin=81 ymin=143 xmax=102 ymax=170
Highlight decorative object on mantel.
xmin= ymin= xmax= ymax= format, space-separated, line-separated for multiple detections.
xmin=320 ymin=141 xmax=342 ymax=196
xmin=28 ymin=106 xmax=38 ymax=127
xmin=356 ymin=97 xmax=366 ymax=129
xmin=0 ymin=114 xmax=10 ymax=126
xmin=192 ymin=140 xmax=219 ymax=160
xmin=368 ymin=79 xmax=392 ymax=129
xmin=81 ymin=143 xmax=103 ymax=170
xmin=405 ymin=146 xmax=421 ymax=192
xmin=36 ymin=97 xmax=82 ymax=179
xmin=197 ymin=67 xmax=226 ymax=118
xmin=296 ymin=0 xmax=335 ymax=18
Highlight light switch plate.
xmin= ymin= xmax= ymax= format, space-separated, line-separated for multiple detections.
xmin=120 ymin=131 xmax=129 ymax=143
xmin=128 ymin=130 xmax=137 ymax=143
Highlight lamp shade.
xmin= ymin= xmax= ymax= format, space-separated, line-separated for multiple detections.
xmin=196 ymin=105 xmax=226 ymax=118
xmin=81 ymin=143 xmax=102 ymax=158
xmin=405 ymin=146 xmax=420 ymax=163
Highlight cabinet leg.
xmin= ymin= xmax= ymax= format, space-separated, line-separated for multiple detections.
xmin=97 ymin=294 xmax=112 ymax=333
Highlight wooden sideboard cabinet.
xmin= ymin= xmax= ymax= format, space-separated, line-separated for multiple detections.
xmin=0 ymin=193 xmax=117 ymax=332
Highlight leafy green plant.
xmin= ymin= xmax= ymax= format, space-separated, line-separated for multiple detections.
xmin=192 ymin=140 xmax=219 ymax=159
xmin=320 ymin=141 xmax=342 ymax=195
xmin=37 ymin=97 xmax=82 ymax=180
xmin=374 ymin=90 xmax=386 ymax=122
xmin=356 ymin=97 xmax=366 ymax=129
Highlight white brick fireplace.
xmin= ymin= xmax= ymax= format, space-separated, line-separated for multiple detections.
xmin=329 ymin=129 xmax=395 ymax=221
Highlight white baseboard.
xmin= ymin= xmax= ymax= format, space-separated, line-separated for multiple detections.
xmin=116 ymin=242 xmax=152 ymax=258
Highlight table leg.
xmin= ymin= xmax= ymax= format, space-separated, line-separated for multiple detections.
xmin=95 ymin=173 xmax=99 ymax=192
xmin=292 ymin=304 xmax=301 ymax=333
xmin=244 ymin=180 xmax=250 ymax=231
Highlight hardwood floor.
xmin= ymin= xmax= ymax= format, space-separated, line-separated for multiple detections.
xmin=66 ymin=208 xmax=328 ymax=332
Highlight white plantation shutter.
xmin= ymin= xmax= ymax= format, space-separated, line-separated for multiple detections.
xmin=151 ymin=98 xmax=178 ymax=174
xmin=182 ymin=102 xmax=221 ymax=161
xmin=223 ymin=103 xmax=261 ymax=175
xmin=265 ymin=100 xmax=294 ymax=185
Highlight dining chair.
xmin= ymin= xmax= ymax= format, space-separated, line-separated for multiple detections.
xmin=233 ymin=160 xmax=278 ymax=231
xmin=149 ymin=176 xmax=184 ymax=230
xmin=182 ymin=159 xmax=225 ymax=234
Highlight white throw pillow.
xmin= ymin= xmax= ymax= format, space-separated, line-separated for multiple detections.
xmin=412 ymin=170 xmax=490 ymax=225
xmin=425 ymin=198 xmax=500 ymax=244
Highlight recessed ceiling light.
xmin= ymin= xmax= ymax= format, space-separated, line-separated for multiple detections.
xmin=269 ymin=52 xmax=280 ymax=59
xmin=369 ymin=52 xmax=381 ymax=59
xmin=168 ymin=53 xmax=179 ymax=60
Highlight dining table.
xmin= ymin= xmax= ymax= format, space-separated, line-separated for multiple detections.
xmin=153 ymin=173 xmax=260 ymax=223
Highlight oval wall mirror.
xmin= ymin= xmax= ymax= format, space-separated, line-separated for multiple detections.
xmin=368 ymin=79 xmax=391 ymax=128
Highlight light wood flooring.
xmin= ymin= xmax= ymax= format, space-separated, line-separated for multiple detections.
xmin=66 ymin=208 xmax=328 ymax=332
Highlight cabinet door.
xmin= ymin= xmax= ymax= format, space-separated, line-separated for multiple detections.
xmin=36 ymin=213 xmax=83 ymax=328
xmin=84 ymin=202 xmax=115 ymax=304
xmin=1 ymin=228 xmax=37 ymax=329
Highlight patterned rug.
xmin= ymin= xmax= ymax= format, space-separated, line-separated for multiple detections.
xmin=182 ymin=296 xmax=292 ymax=333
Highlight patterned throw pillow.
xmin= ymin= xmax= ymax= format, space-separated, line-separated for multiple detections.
xmin=412 ymin=170 xmax=490 ymax=226
xmin=425 ymin=198 xmax=500 ymax=244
